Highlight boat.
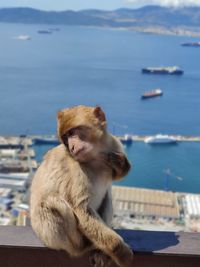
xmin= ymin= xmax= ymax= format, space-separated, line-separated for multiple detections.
xmin=33 ymin=136 xmax=60 ymax=145
xmin=141 ymin=88 xmax=163 ymax=99
xmin=14 ymin=35 xmax=31 ymax=40
xmin=38 ymin=30 xmax=52 ymax=34
xmin=181 ymin=42 xmax=200 ymax=47
xmin=119 ymin=134 xmax=133 ymax=145
xmin=142 ymin=66 xmax=183 ymax=75
xmin=144 ymin=134 xmax=177 ymax=144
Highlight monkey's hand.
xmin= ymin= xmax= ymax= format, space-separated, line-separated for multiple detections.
xmin=89 ymin=249 xmax=112 ymax=267
xmin=111 ymin=242 xmax=134 ymax=267
xmin=74 ymin=205 xmax=134 ymax=267
xmin=105 ymin=152 xmax=131 ymax=179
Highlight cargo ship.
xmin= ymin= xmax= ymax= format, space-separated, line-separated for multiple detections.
xmin=141 ymin=88 xmax=163 ymax=99
xmin=181 ymin=42 xmax=200 ymax=47
xmin=142 ymin=66 xmax=183 ymax=75
xmin=38 ymin=30 xmax=52 ymax=34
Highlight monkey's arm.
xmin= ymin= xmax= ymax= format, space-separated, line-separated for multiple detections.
xmin=97 ymin=187 xmax=113 ymax=227
xmin=73 ymin=203 xmax=133 ymax=267
xmin=102 ymin=151 xmax=131 ymax=180
xmin=101 ymin=135 xmax=131 ymax=180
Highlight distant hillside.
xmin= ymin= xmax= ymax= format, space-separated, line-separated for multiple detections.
xmin=1 ymin=6 xmax=200 ymax=36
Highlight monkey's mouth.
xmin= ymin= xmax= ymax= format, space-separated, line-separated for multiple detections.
xmin=74 ymin=148 xmax=85 ymax=156
xmin=73 ymin=148 xmax=93 ymax=162
xmin=71 ymin=147 xmax=87 ymax=159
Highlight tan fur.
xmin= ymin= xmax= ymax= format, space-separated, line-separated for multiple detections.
xmin=57 ymin=106 xmax=106 ymax=142
xmin=30 ymin=105 xmax=133 ymax=267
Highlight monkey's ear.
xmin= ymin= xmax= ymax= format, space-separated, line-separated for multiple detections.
xmin=57 ymin=110 xmax=64 ymax=121
xmin=94 ymin=106 xmax=106 ymax=123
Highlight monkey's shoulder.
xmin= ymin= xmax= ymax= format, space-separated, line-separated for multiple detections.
xmin=44 ymin=144 xmax=66 ymax=159
xmin=42 ymin=144 xmax=71 ymax=167
xmin=34 ymin=144 xmax=71 ymax=181
xmin=31 ymin=144 xmax=72 ymax=192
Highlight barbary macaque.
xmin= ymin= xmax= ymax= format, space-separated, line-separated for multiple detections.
xmin=30 ymin=105 xmax=133 ymax=267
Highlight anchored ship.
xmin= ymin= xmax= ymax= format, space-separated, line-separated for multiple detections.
xmin=142 ymin=66 xmax=183 ymax=75
xmin=181 ymin=42 xmax=200 ymax=47
xmin=38 ymin=30 xmax=52 ymax=34
xmin=14 ymin=35 xmax=31 ymax=40
xmin=141 ymin=88 xmax=163 ymax=99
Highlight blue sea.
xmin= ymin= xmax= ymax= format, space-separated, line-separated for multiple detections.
xmin=1 ymin=23 xmax=200 ymax=193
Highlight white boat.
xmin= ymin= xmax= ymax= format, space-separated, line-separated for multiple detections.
xmin=144 ymin=134 xmax=177 ymax=144
xmin=14 ymin=35 xmax=31 ymax=40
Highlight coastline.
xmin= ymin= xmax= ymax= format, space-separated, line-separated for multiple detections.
xmin=98 ymin=25 xmax=200 ymax=37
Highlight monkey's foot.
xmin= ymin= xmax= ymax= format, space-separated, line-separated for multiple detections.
xmin=89 ymin=250 xmax=112 ymax=267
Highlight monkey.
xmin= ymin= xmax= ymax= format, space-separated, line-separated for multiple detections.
xmin=30 ymin=105 xmax=133 ymax=267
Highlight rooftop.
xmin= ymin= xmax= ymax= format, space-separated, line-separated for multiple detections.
xmin=112 ymin=186 xmax=180 ymax=218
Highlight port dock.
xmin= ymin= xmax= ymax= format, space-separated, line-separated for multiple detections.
xmin=0 ymin=134 xmax=200 ymax=226
xmin=119 ymin=135 xmax=200 ymax=142
xmin=30 ymin=134 xmax=200 ymax=143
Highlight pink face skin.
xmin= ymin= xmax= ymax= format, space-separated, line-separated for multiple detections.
xmin=67 ymin=127 xmax=96 ymax=162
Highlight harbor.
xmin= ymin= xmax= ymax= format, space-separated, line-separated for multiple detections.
xmin=119 ymin=134 xmax=200 ymax=143
xmin=0 ymin=135 xmax=200 ymax=230
xmin=0 ymin=136 xmax=34 ymax=225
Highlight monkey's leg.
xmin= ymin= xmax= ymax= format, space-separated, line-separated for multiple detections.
xmin=32 ymin=195 xmax=92 ymax=256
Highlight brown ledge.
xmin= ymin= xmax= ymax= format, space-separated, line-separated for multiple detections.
xmin=0 ymin=226 xmax=199 ymax=267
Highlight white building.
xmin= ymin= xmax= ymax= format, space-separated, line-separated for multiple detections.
xmin=184 ymin=194 xmax=200 ymax=219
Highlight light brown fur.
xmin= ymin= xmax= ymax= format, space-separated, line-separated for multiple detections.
xmin=30 ymin=105 xmax=133 ymax=267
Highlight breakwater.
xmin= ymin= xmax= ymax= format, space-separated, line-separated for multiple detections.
xmin=119 ymin=135 xmax=200 ymax=142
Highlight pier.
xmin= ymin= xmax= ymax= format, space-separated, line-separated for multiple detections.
xmin=25 ymin=134 xmax=200 ymax=144
xmin=0 ymin=134 xmax=200 ymax=227
xmin=119 ymin=135 xmax=200 ymax=142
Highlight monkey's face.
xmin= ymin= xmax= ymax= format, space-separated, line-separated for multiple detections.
xmin=64 ymin=126 xmax=102 ymax=162
xmin=57 ymin=106 xmax=107 ymax=162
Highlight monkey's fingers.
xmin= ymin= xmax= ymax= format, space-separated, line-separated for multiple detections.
xmin=108 ymin=152 xmax=126 ymax=163
xmin=89 ymin=249 xmax=112 ymax=267
xmin=112 ymin=243 xmax=134 ymax=267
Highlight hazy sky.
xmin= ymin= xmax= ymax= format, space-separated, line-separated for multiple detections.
xmin=0 ymin=0 xmax=200 ymax=10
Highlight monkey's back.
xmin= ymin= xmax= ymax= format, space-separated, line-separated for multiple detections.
xmin=30 ymin=144 xmax=73 ymax=213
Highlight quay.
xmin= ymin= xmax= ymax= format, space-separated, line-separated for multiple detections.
xmin=0 ymin=134 xmax=200 ymax=228
xmin=31 ymin=134 xmax=200 ymax=144
xmin=0 ymin=136 xmax=34 ymax=225
xmin=119 ymin=135 xmax=200 ymax=142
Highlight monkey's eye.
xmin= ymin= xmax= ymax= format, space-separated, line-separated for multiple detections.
xmin=68 ymin=129 xmax=76 ymax=137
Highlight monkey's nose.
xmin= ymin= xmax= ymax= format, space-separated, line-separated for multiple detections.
xmin=71 ymin=145 xmax=75 ymax=152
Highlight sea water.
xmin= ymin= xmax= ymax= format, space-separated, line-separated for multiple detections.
xmin=0 ymin=23 xmax=200 ymax=193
